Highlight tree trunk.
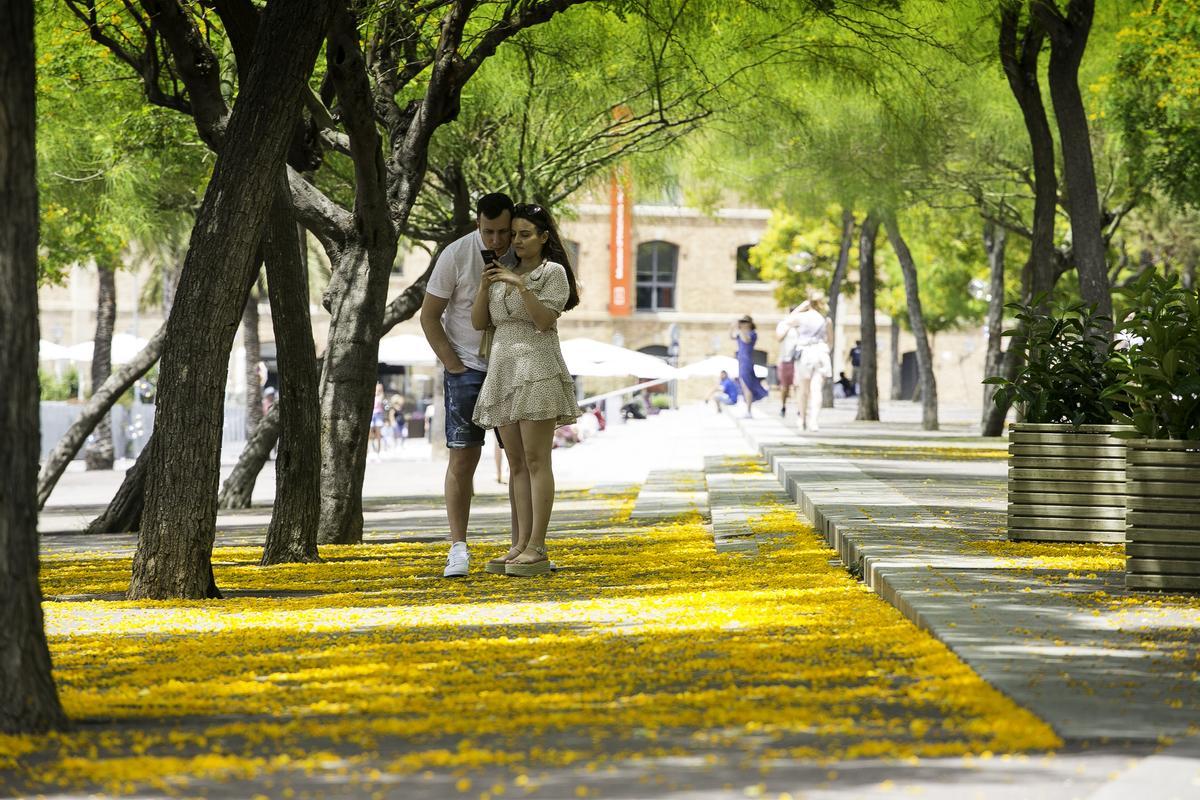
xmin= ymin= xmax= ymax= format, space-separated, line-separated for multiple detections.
xmin=985 ymin=3 xmax=1061 ymax=437
xmin=316 ymin=14 xmax=400 ymax=546
xmin=85 ymin=440 xmax=151 ymax=534
xmin=261 ymin=178 xmax=321 ymax=565
xmin=130 ymin=0 xmax=335 ymax=600
xmin=38 ymin=324 xmax=166 ymax=508
xmin=218 ymin=401 xmax=280 ymax=509
xmin=884 ymin=215 xmax=938 ymax=430
xmin=317 ymin=241 xmax=396 ymax=545
xmin=856 ymin=213 xmax=880 ymax=421
xmin=86 ymin=263 xmax=117 ymax=469
xmin=0 ymin=0 xmax=68 ymax=732
xmin=823 ymin=207 xmax=853 ymax=408
xmin=1037 ymin=0 xmax=1111 ymax=323
xmin=1000 ymin=4 xmax=1058 ymax=307
xmin=890 ymin=318 xmax=902 ymax=401
xmin=981 ymin=222 xmax=1008 ymax=428
xmin=242 ymin=287 xmax=264 ymax=438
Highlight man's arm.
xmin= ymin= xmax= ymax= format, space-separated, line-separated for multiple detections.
xmin=420 ymin=293 xmax=466 ymax=374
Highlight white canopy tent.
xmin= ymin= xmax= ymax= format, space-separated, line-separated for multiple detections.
xmin=559 ymin=337 xmax=677 ymax=379
xmin=66 ymin=333 xmax=151 ymax=365
xmin=676 ymin=354 xmax=768 ymax=379
xmin=376 ymin=334 xmax=437 ymax=366
xmin=39 ymin=339 xmax=73 ymax=361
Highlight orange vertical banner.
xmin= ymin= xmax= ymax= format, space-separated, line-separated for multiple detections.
xmin=608 ymin=164 xmax=633 ymax=316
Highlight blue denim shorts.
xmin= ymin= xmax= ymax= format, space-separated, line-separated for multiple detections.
xmin=444 ymin=368 xmax=487 ymax=449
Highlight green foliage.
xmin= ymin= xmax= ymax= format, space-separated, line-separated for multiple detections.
xmin=650 ymin=394 xmax=672 ymax=410
xmin=1104 ymin=273 xmax=1200 ymax=440
xmin=984 ymin=300 xmax=1118 ymax=426
xmin=40 ymin=366 xmax=79 ymax=401
xmin=36 ymin=5 xmax=210 ymax=286
xmin=749 ymin=209 xmax=855 ymax=310
xmin=1112 ymin=1 xmax=1200 ymax=209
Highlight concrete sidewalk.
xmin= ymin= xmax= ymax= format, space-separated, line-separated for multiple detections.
xmin=731 ymin=400 xmax=1200 ymax=793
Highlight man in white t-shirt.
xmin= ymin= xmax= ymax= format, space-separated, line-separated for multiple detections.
xmin=420 ymin=193 xmax=516 ymax=577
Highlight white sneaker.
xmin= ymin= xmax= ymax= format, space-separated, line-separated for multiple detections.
xmin=443 ymin=542 xmax=469 ymax=578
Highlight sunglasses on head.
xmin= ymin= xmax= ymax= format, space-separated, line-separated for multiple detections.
xmin=514 ymin=203 xmax=546 ymax=215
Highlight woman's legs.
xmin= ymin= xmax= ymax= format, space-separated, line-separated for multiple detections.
xmin=510 ymin=418 xmax=557 ymax=562
xmin=806 ymin=371 xmax=824 ymax=431
xmin=795 ymin=370 xmax=811 ymax=429
xmin=498 ymin=423 xmax=531 ymax=557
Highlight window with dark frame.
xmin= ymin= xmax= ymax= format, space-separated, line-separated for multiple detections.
xmin=736 ymin=243 xmax=762 ymax=282
xmin=635 ymin=241 xmax=678 ymax=311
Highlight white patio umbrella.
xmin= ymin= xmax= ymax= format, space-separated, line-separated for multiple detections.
xmin=39 ymin=339 xmax=72 ymax=361
xmin=676 ymin=354 xmax=768 ymax=379
xmin=377 ymin=333 xmax=437 ymax=366
xmin=559 ymin=337 xmax=677 ymax=379
xmin=66 ymin=333 xmax=151 ymax=365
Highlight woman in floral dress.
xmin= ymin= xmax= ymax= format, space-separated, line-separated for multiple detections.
xmin=471 ymin=204 xmax=580 ymax=576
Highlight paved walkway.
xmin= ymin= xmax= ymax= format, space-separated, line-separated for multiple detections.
xmin=20 ymin=402 xmax=1200 ymax=798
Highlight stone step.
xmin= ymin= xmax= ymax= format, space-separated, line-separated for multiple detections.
xmin=629 ymin=469 xmax=707 ymax=524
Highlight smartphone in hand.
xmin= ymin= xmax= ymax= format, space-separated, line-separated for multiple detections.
xmin=480 ymin=249 xmax=497 ymax=263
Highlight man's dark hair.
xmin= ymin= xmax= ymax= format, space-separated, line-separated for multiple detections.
xmin=476 ymin=192 xmax=515 ymax=220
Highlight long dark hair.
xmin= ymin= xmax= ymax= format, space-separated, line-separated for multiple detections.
xmin=513 ymin=203 xmax=580 ymax=311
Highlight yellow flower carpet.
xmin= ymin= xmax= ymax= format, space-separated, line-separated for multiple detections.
xmin=2 ymin=488 xmax=1061 ymax=797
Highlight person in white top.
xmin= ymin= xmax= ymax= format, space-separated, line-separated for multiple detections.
xmin=779 ymin=291 xmax=833 ymax=431
xmin=775 ymin=308 xmax=801 ymax=416
xmin=420 ymin=193 xmax=518 ymax=577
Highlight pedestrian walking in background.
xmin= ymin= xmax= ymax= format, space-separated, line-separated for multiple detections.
xmin=420 ymin=192 xmax=519 ymax=578
xmin=850 ymin=340 xmax=862 ymax=393
xmin=732 ymin=315 xmax=768 ymax=417
xmin=775 ymin=307 xmax=801 ymax=417
xmin=369 ymin=382 xmax=386 ymax=454
xmin=471 ymin=203 xmax=581 ymax=577
xmin=791 ymin=292 xmax=833 ymax=431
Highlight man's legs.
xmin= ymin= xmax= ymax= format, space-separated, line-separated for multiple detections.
xmin=445 ymin=445 xmax=482 ymax=543
xmin=442 ymin=368 xmax=487 ymax=576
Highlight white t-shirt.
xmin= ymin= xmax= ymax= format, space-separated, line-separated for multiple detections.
xmin=792 ymin=309 xmax=828 ymax=347
xmin=425 ymin=230 xmax=514 ymax=372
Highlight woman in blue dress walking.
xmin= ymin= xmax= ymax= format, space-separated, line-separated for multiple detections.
xmin=732 ymin=315 xmax=768 ymax=416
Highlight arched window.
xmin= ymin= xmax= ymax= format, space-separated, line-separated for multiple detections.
xmin=736 ymin=243 xmax=762 ymax=282
xmin=636 ymin=241 xmax=678 ymax=311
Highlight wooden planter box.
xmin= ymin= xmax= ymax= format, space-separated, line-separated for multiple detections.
xmin=1007 ymin=423 xmax=1131 ymax=543
xmin=1125 ymin=439 xmax=1200 ymax=592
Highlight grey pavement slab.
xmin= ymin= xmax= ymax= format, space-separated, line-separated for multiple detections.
xmin=732 ymin=407 xmax=1200 ymax=744
xmin=630 ymin=468 xmax=707 ymax=523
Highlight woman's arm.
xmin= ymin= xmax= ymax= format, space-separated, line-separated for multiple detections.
xmin=520 ymin=287 xmax=559 ymax=332
xmin=471 ymin=275 xmax=493 ymax=331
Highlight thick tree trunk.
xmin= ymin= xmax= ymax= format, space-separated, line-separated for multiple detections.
xmin=86 ymin=263 xmax=117 ymax=470
xmin=856 ymin=213 xmax=880 ymax=421
xmin=885 ymin=216 xmax=938 ymax=431
xmin=317 ymin=14 xmax=400 ymax=546
xmin=0 ymin=0 xmax=68 ymax=732
xmin=1037 ymin=0 xmax=1110 ymax=323
xmin=981 ymin=222 xmax=1008 ymax=428
xmin=242 ymin=287 xmax=264 ymax=438
xmin=38 ymin=324 xmax=166 ymax=508
xmin=261 ymin=179 xmax=321 ymax=564
xmin=130 ymin=0 xmax=335 ymax=600
xmin=823 ymin=208 xmax=853 ymax=408
xmin=317 ymin=241 xmax=396 ymax=545
xmin=890 ymin=319 xmax=902 ymax=401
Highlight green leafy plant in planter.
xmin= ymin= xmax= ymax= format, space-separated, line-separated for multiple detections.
xmin=984 ymin=299 xmax=1118 ymax=425
xmin=1103 ymin=273 xmax=1200 ymax=591
xmin=1104 ymin=272 xmax=1200 ymax=440
xmin=985 ymin=300 xmax=1131 ymax=544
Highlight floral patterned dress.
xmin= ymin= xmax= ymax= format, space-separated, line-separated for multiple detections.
xmin=472 ymin=261 xmax=580 ymax=429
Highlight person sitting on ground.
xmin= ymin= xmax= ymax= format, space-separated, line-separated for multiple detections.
xmin=708 ymin=369 xmax=740 ymax=412
xmin=836 ymin=371 xmax=856 ymax=398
